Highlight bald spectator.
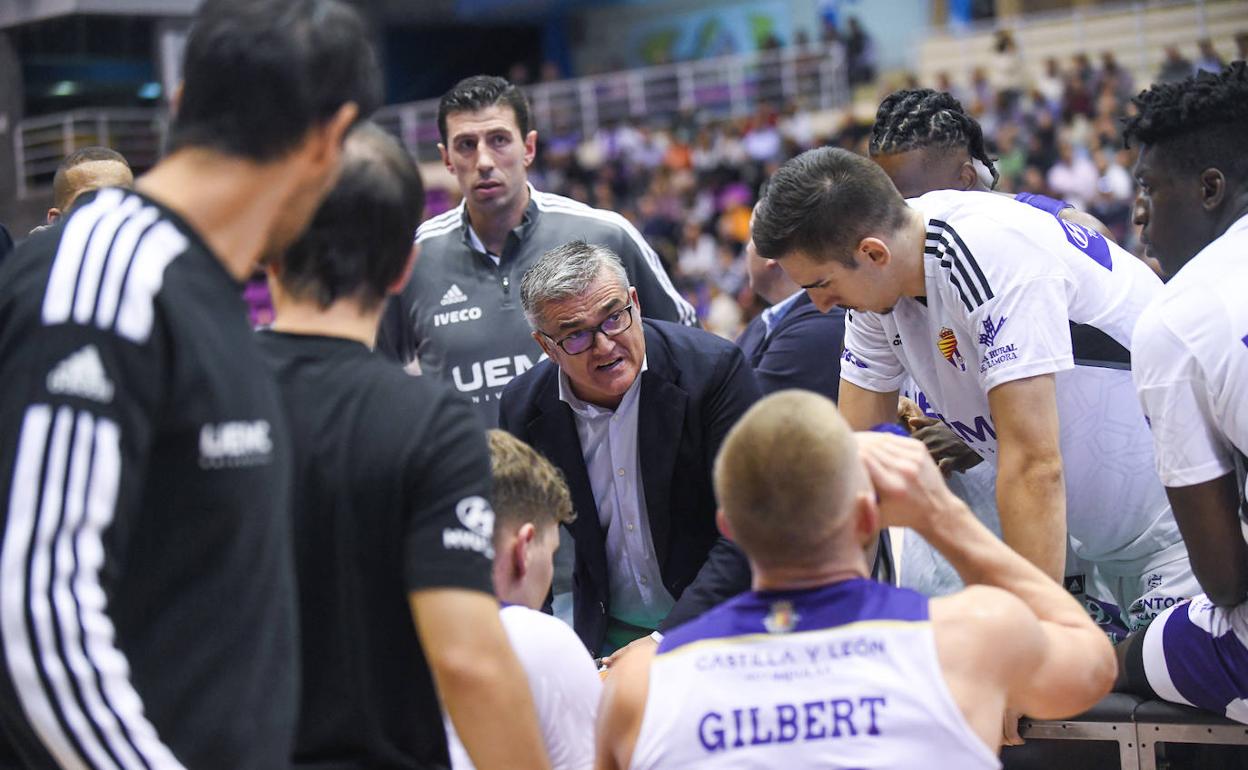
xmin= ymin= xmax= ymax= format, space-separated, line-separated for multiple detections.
xmin=47 ymin=146 xmax=134 ymax=225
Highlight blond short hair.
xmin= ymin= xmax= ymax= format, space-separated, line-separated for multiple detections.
xmin=713 ymin=390 xmax=858 ymax=568
xmin=488 ymin=430 xmax=575 ymax=544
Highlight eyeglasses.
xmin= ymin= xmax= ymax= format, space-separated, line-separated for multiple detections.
xmin=543 ymin=305 xmax=634 ymax=355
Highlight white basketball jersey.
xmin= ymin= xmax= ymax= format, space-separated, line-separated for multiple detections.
xmin=1133 ymin=214 xmax=1248 ymax=502
xmin=629 ymin=578 xmax=1000 ymax=770
xmin=841 ymin=190 xmax=1181 ymax=566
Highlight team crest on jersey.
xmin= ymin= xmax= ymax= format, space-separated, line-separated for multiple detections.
xmin=763 ymin=600 xmax=801 ymax=634
xmin=937 ymin=327 xmax=966 ymax=371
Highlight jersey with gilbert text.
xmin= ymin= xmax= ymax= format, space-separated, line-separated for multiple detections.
xmin=1133 ymin=213 xmax=1248 ymax=503
xmin=377 ymin=186 xmax=697 ymax=427
xmin=841 ymin=190 xmax=1180 ymax=566
xmin=629 ymin=578 xmax=999 ymax=770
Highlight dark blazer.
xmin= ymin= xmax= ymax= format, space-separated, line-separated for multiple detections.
xmin=736 ymin=292 xmax=846 ymax=400
xmin=499 ymin=319 xmax=760 ymax=654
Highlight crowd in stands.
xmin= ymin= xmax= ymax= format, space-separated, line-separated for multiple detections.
xmin=489 ymin=29 xmax=1247 ymax=338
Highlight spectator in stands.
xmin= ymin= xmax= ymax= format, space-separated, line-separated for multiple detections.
xmin=1046 ymin=140 xmax=1099 ymax=210
xmin=754 ymin=147 xmax=1197 ymax=648
xmin=1194 ymin=38 xmax=1226 ymax=74
xmin=445 ymin=430 xmax=601 ymax=769
xmin=845 ymin=16 xmax=876 ymax=85
xmin=736 ymin=203 xmax=844 ymax=400
xmin=991 ymin=30 xmax=1027 ymax=115
xmin=377 ymin=75 xmax=695 ymax=427
xmin=1237 ymin=30 xmax=1248 ymax=61
xmin=595 ymin=391 xmax=1116 ymax=768
xmin=1036 ymin=57 xmax=1065 ymax=109
xmin=499 ymin=241 xmax=758 ymax=659
xmin=0 ymin=0 xmax=380 ymax=766
xmin=1157 ymin=46 xmax=1194 ymax=83
xmin=1117 ymin=62 xmax=1248 ymax=723
xmin=46 ymin=146 xmax=133 ymax=225
xmin=261 ymin=123 xmax=550 ymax=770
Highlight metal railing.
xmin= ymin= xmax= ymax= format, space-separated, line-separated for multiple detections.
xmin=14 ymin=109 xmax=168 ymax=199
xmin=14 ymin=41 xmax=848 ymax=197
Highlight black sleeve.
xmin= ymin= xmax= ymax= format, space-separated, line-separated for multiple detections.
xmin=753 ymin=309 xmax=845 ymax=399
xmin=402 ymin=389 xmax=495 ymax=594
xmin=0 ymin=250 xmax=175 ymax=767
xmin=661 ymin=344 xmax=762 ymax=630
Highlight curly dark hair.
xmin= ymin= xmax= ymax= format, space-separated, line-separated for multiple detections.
xmin=1122 ymin=61 xmax=1248 ymax=179
xmin=869 ymin=88 xmax=999 ymax=188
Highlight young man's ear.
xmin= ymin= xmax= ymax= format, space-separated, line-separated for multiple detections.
xmin=858 ymin=237 xmax=892 ymax=267
xmin=957 ymin=160 xmax=978 ymax=191
xmin=1199 ymin=167 xmax=1226 ymax=210
xmin=438 ymin=143 xmax=452 ymax=175
xmin=715 ymin=509 xmax=735 ymax=541
xmin=852 ymin=491 xmax=881 ymax=547
xmin=46 ymin=208 xmax=62 ymax=225
xmin=523 ymin=129 xmax=538 ymax=167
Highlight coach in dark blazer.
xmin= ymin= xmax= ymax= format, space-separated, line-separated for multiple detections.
xmin=499 ymin=241 xmax=759 ymax=657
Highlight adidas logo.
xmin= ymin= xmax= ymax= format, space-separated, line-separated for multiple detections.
xmin=440 ymin=284 xmax=468 ymax=306
xmin=47 ymin=345 xmax=114 ymax=404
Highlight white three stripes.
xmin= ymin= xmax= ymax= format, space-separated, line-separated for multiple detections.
xmin=1 ymin=407 xmax=185 ymax=769
xmin=41 ymin=189 xmax=187 ymax=343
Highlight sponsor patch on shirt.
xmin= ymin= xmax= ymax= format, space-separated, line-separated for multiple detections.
xmin=199 ymin=420 xmax=274 ymax=469
xmin=1060 ymin=219 xmax=1112 ymax=270
xmin=442 ymin=495 xmax=495 ymax=558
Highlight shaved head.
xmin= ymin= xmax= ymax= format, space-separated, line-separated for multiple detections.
xmin=714 ymin=389 xmax=867 ymax=569
xmin=49 ymin=147 xmax=133 ymax=223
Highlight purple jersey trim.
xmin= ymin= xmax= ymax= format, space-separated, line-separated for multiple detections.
xmin=1014 ymin=192 xmax=1073 ymax=217
xmin=658 ymin=578 xmax=929 ymax=655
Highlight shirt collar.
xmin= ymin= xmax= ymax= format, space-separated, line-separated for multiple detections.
xmin=558 ymin=355 xmax=649 ymax=418
xmin=460 ymin=183 xmax=541 ymax=259
xmin=761 ymin=289 xmax=805 ymax=335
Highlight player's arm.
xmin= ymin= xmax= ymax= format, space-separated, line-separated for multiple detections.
xmin=838 ymin=309 xmax=905 ymax=429
xmin=410 ymin=590 xmax=551 ymax=770
xmin=859 ymin=432 xmax=1115 ymax=720
xmin=839 ymin=380 xmax=899 ymax=429
xmin=987 ymin=373 xmax=1066 ymax=581
xmin=595 ymin=642 xmax=656 ymax=770
xmin=1165 ymin=475 xmax=1248 ymax=606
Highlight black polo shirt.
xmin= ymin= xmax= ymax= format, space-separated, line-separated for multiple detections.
xmin=258 ymin=331 xmax=495 ymax=770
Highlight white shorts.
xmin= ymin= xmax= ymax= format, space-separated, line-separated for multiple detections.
xmin=1140 ymin=595 xmax=1248 ymax=724
xmin=1083 ymin=538 xmax=1199 ymax=643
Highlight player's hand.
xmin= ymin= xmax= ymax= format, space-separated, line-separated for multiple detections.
xmin=1001 ymin=708 xmax=1025 ymax=746
xmin=906 ymin=415 xmax=984 ymax=476
xmin=856 ymin=431 xmax=962 ymax=533
xmin=601 ymin=634 xmax=658 ymax=671
xmin=897 ymin=397 xmax=924 ymax=427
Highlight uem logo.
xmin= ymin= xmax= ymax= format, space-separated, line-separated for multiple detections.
xmin=452 ymin=354 xmax=539 ymax=392
xmin=937 ymin=328 xmax=966 ymax=371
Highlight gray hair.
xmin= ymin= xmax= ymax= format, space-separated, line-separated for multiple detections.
xmin=520 ymin=240 xmax=629 ymax=329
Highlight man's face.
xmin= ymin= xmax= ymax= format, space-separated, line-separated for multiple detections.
xmin=1132 ymin=144 xmax=1213 ymax=278
xmin=533 ymin=271 xmax=645 ymax=409
xmin=777 ymin=247 xmax=898 ymax=315
xmin=873 ymin=148 xmax=972 ymax=199
xmin=440 ymin=104 xmax=537 ymax=218
xmin=746 ymin=236 xmax=796 ymax=306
